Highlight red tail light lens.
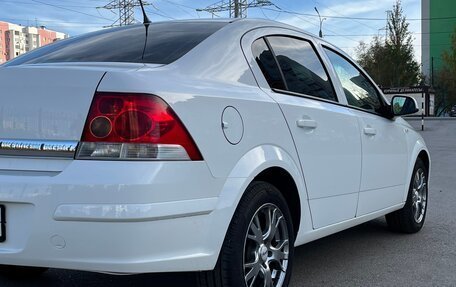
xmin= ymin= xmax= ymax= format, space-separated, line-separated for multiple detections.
xmin=77 ymin=92 xmax=202 ymax=161
xmin=114 ymin=110 xmax=154 ymax=140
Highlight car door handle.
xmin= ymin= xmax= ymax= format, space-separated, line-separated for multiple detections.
xmin=296 ymin=119 xmax=318 ymax=129
xmin=363 ymin=127 xmax=377 ymax=136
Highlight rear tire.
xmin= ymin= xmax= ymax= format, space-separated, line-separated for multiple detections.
xmin=0 ymin=265 xmax=48 ymax=278
xmin=386 ymin=158 xmax=428 ymax=233
xmin=198 ymin=181 xmax=295 ymax=287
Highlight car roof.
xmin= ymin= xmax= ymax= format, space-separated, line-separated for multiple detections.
xmin=149 ymin=18 xmax=318 ymax=38
xmin=211 ymin=18 xmax=347 ymax=56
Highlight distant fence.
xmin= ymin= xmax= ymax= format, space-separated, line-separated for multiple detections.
xmin=406 ymin=117 xmax=456 ymax=121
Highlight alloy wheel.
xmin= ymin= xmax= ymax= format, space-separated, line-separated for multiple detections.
xmin=243 ymin=203 xmax=290 ymax=287
xmin=411 ymin=168 xmax=427 ymax=224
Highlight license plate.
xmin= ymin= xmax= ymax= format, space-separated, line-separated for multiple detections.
xmin=0 ymin=205 xmax=5 ymax=242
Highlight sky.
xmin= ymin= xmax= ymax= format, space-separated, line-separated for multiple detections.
xmin=0 ymin=0 xmax=423 ymax=61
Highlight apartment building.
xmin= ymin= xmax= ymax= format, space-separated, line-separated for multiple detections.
xmin=0 ymin=21 xmax=68 ymax=64
xmin=422 ymin=0 xmax=456 ymax=78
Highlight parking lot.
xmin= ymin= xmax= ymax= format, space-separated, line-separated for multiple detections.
xmin=1 ymin=119 xmax=455 ymax=287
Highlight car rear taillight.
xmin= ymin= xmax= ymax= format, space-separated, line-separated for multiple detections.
xmin=76 ymin=92 xmax=203 ymax=161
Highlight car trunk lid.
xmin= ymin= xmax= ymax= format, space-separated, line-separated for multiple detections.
xmin=0 ymin=65 xmax=108 ymax=162
xmin=0 ymin=65 xmax=108 ymax=141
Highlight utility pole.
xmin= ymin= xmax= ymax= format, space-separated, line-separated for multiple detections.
xmin=234 ymin=0 xmax=240 ymax=18
xmin=385 ymin=10 xmax=392 ymax=42
xmin=197 ymin=0 xmax=274 ymax=19
xmin=99 ymin=0 xmax=151 ymax=27
xmin=314 ymin=7 xmax=326 ymax=38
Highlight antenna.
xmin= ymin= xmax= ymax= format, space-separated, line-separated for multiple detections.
xmin=139 ymin=0 xmax=151 ymax=24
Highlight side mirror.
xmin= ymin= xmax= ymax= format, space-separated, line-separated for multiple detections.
xmin=391 ymin=95 xmax=419 ymax=116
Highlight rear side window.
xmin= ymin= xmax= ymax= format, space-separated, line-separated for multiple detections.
xmin=5 ymin=22 xmax=227 ymax=67
xmin=266 ymin=36 xmax=337 ymax=102
xmin=251 ymin=38 xmax=286 ymax=90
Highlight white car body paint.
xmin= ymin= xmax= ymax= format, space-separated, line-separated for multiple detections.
xmin=0 ymin=19 xmax=429 ymax=274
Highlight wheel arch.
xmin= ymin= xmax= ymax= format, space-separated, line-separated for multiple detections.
xmin=404 ymin=139 xmax=431 ymax=202
xmin=417 ymin=149 xmax=430 ymax=173
xmin=205 ymin=145 xmax=312 ymax=270
xmin=253 ymin=167 xmax=301 ymax=237
xmin=224 ymin=145 xmax=309 ymax=236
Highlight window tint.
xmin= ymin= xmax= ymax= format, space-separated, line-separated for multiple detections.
xmin=324 ymin=48 xmax=383 ymax=113
xmin=266 ymin=36 xmax=337 ymax=101
xmin=251 ymin=38 xmax=286 ymax=90
xmin=5 ymin=22 xmax=227 ymax=67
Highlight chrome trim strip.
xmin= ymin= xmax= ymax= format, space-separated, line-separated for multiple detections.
xmin=0 ymin=139 xmax=78 ymax=159
xmin=0 ymin=169 xmax=61 ymax=177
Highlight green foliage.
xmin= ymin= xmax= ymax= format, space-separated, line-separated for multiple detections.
xmin=356 ymin=0 xmax=420 ymax=87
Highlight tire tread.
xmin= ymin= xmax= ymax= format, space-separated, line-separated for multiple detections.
xmin=386 ymin=158 xmax=428 ymax=234
xmin=197 ymin=181 xmax=294 ymax=287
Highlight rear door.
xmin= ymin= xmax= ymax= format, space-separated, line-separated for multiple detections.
xmin=248 ymin=32 xmax=362 ymax=229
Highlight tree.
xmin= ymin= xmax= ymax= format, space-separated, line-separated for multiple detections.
xmin=435 ymin=27 xmax=456 ymax=115
xmin=356 ymin=37 xmax=389 ymax=85
xmin=356 ymin=0 xmax=419 ymax=87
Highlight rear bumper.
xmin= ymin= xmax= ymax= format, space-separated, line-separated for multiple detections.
xmin=0 ymin=159 xmax=227 ymax=274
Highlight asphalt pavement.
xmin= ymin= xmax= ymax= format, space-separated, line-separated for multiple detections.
xmin=1 ymin=119 xmax=455 ymax=287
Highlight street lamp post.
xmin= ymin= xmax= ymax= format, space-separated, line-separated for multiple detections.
xmin=314 ymin=7 xmax=326 ymax=38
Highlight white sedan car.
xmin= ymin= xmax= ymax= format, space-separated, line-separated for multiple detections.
xmin=0 ymin=19 xmax=429 ymax=287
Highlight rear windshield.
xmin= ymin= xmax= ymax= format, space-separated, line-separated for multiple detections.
xmin=4 ymin=21 xmax=227 ymax=67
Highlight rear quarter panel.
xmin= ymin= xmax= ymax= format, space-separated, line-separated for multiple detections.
xmin=96 ymin=53 xmax=314 ymax=253
xmin=96 ymin=23 xmax=314 ymax=255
